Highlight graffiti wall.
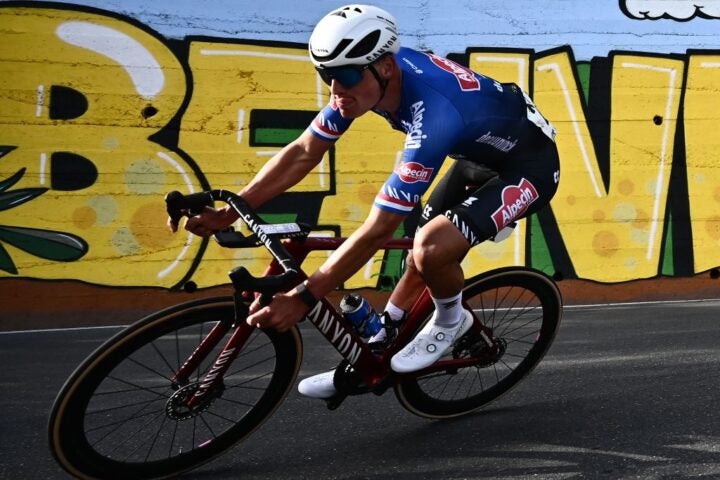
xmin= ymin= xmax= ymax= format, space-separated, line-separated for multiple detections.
xmin=0 ymin=1 xmax=718 ymax=293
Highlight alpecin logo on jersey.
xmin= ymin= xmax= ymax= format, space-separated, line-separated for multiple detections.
xmin=396 ymin=162 xmax=434 ymax=184
xmin=403 ymin=101 xmax=426 ymax=150
xmin=427 ymin=53 xmax=480 ymax=91
xmin=491 ymin=178 xmax=539 ymax=230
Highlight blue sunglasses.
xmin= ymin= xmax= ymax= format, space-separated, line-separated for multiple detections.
xmin=315 ymin=64 xmax=370 ymax=88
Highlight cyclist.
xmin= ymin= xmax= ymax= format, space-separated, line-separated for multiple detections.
xmin=170 ymin=4 xmax=560 ymax=399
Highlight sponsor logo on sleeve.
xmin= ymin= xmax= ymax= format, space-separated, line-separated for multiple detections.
xmin=395 ymin=162 xmax=434 ymax=184
xmin=490 ymin=178 xmax=539 ymax=230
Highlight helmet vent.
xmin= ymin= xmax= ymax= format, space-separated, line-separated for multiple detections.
xmin=334 ymin=6 xmax=363 ymax=18
xmin=346 ymin=29 xmax=381 ymax=59
xmin=311 ymin=38 xmax=353 ymax=63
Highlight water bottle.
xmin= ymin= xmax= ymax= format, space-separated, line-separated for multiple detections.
xmin=340 ymin=293 xmax=383 ymax=341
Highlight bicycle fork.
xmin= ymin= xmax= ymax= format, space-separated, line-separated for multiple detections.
xmin=171 ymin=320 xmax=254 ymax=409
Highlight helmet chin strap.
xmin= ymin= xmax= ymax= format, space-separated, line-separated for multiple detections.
xmin=368 ymin=64 xmax=388 ymax=109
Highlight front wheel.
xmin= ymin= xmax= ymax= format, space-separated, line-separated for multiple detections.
xmin=394 ymin=267 xmax=562 ymax=419
xmin=48 ymin=297 xmax=303 ymax=479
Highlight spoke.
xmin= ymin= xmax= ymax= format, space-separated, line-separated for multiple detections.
xmin=168 ymin=417 xmax=180 ymax=459
xmin=195 ymin=322 xmax=206 ymax=384
xmin=97 ymin=374 xmax=172 ymax=400
xmin=85 ymin=406 xmax=164 ymax=434
xmin=149 ymin=340 xmax=177 ymax=380
xmin=496 ymin=358 xmax=516 ymax=373
xmin=125 ymin=356 xmax=175 ymax=384
xmin=92 ymin=384 xmax=168 ymax=397
xmin=449 ymin=368 xmax=471 ymax=400
xmin=497 ymin=306 xmax=543 ymax=328
xmin=90 ymin=407 xmax=167 ymax=457
xmin=175 ymin=329 xmax=181 ymax=375
xmin=116 ymin=412 xmax=169 ymax=462
xmin=416 ymin=371 xmax=455 ymax=382
xmin=214 ymin=395 xmax=257 ymax=409
xmin=225 ymin=369 xmax=274 ymax=388
xmin=198 ymin=411 xmax=218 ymax=439
xmin=224 ymin=384 xmax=268 ymax=392
xmin=474 ymin=367 xmax=486 ymax=393
xmin=192 ymin=416 xmax=197 ymax=450
xmin=200 ymin=407 xmax=239 ymax=425
xmin=499 ymin=318 xmax=542 ymax=340
xmin=143 ymin=412 xmax=168 ymax=462
xmin=505 ymin=335 xmax=538 ymax=347
xmin=86 ymin=396 xmax=165 ymax=417
xmin=234 ymin=334 xmax=271 ymax=359
xmin=225 ymin=355 xmax=276 ymax=378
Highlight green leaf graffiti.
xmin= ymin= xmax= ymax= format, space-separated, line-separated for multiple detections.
xmin=0 ymin=242 xmax=17 ymax=274
xmin=0 ymin=226 xmax=87 ymax=262
xmin=0 ymin=167 xmax=25 ymax=193
xmin=0 ymin=163 xmax=88 ymax=274
xmin=0 ymin=188 xmax=48 ymax=211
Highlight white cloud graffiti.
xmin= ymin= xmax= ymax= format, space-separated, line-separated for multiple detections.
xmin=622 ymin=0 xmax=720 ymax=20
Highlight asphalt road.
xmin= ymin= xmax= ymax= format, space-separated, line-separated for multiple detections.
xmin=2 ymin=299 xmax=720 ymax=480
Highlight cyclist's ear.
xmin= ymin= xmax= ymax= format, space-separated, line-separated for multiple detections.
xmin=374 ymin=53 xmax=395 ymax=79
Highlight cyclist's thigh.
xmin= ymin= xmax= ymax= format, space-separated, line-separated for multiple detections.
xmin=419 ymin=160 xmax=499 ymax=229
xmin=444 ymin=138 xmax=560 ymax=246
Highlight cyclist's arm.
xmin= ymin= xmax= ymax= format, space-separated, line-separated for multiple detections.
xmin=219 ymin=129 xmax=333 ymax=223
xmin=303 ymin=206 xmax=405 ymax=300
xmin=240 ymin=129 xmax=331 ymax=207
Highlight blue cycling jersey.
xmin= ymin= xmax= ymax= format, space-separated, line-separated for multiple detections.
xmin=308 ymin=47 xmax=555 ymax=216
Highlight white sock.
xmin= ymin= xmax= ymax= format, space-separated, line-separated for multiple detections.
xmin=431 ymin=293 xmax=463 ymax=328
xmin=384 ymin=301 xmax=405 ymax=323
xmin=369 ymin=301 xmax=405 ymax=343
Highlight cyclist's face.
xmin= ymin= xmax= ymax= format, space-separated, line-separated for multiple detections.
xmin=329 ymin=69 xmax=382 ymax=118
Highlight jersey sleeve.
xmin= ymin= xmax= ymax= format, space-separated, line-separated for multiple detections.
xmin=374 ymin=102 xmax=465 ymax=215
xmin=307 ymin=99 xmax=354 ymax=142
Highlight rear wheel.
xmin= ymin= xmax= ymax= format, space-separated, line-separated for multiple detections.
xmin=395 ymin=267 xmax=561 ymax=419
xmin=48 ymin=297 xmax=303 ymax=479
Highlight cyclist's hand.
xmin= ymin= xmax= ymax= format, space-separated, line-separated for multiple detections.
xmin=183 ymin=207 xmax=231 ymax=238
xmin=166 ymin=211 xmax=187 ymax=233
xmin=246 ymin=292 xmax=309 ymax=332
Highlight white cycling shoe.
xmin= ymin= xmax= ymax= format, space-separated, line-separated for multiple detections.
xmin=390 ymin=309 xmax=474 ymax=373
xmin=298 ymin=311 xmax=473 ymax=398
xmin=297 ymin=370 xmax=337 ymax=399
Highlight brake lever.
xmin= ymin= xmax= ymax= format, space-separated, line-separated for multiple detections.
xmin=165 ymin=191 xmax=214 ymax=225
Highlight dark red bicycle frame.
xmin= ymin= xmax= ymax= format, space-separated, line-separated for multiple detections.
xmin=176 ymin=235 xmax=497 ymax=407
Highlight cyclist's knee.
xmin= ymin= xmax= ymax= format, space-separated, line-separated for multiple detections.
xmin=413 ymin=219 xmax=468 ymax=274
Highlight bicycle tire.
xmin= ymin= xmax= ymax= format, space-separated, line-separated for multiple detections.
xmin=48 ymin=296 xmax=303 ymax=480
xmin=394 ymin=267 xmax=561 ymax=419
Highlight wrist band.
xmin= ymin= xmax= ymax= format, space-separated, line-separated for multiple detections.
xmin=295 ymin=282 xmax=318 ymax=308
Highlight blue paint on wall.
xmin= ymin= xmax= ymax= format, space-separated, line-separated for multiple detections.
xmin=6 ymin=0 xmax=718 ymax=60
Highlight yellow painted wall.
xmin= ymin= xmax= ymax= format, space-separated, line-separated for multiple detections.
xmin=1 ymin=5 xmax=718 ymax=289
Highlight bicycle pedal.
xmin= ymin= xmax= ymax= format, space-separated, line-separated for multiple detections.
xmin=333 ymin=359 xmax=370 ymax=396
xmin=325 ymin=393 xmax=348 ymax=410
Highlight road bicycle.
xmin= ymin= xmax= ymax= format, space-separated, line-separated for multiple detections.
xmin=48 ymin=189 xmax=563 ymax=480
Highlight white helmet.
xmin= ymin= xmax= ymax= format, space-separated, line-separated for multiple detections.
xmin=309 ymin=4 xmax=400 ymax=68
